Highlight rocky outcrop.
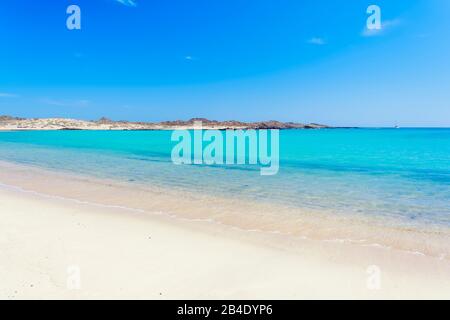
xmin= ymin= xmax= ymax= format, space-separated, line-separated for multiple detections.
xmin=0 ymin=115 xmax=331 ymax=131
xmin=96 ymin=117 xmax=115 ymax=125
xmin=0 ymin=115 xmax=25 ymax=122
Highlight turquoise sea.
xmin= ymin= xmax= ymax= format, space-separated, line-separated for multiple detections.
xmin=0 ymin=128 xmax=449 ymax=228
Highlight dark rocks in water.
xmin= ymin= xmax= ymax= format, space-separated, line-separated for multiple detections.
xmin=159 ymin=118 xmax=330 ymax=129
xmin=304 ymin=123 xmax=330 ymax=129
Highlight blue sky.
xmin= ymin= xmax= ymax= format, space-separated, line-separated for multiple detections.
xmin=0 ymin=0 xmax=449 ymax=126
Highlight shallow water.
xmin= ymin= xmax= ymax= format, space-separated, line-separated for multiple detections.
xmin=0 ymin=128 xmax=449 ymax=229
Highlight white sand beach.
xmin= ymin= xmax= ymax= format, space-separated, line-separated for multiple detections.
xmin=2 ymin=0 xmax=450 ymax=302
xmin=0 ymin=163 xmax=449 ymax=299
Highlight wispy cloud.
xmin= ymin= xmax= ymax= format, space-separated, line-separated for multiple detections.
xmin=41 ymin=98 xmax=91 ymax=108
xmin=185 ymin=55 xmax=198 ymax=61
xmin=115 ymin=0 xmax=137 ymax=7
xmin=362 ymin=19 xmax=402 ymax=37
xmin=307 ymin=37 xmax=326 ymax=46
xmin=0 ymin=92 xmax=18 ymax=98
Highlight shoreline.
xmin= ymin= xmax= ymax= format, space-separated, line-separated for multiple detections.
xmin=0 ymin=162 xmax=449 ymax=298
xmin=0 ymin=160 xmax=449 ymax=261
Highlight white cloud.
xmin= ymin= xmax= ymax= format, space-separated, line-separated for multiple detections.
xmin=307 ymin=37 xmax=326 ymax=46
xmin=185 ymin=55 xmax=199 ymax=61
xmin=116 ymin=0 xmax=137 ymax=7
xmin=362 ymin=19 xmax=402 ymax=37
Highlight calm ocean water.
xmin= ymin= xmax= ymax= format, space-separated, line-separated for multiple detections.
xmin=0 ymin=128 xmax=449 ymax=228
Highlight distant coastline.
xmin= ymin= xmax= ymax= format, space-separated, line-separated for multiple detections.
xmin=0 ymin=115 xmax=331 ymax=131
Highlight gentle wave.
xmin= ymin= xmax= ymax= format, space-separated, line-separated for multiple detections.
xmin=0 ymin=179 xmax=448 ymax=261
